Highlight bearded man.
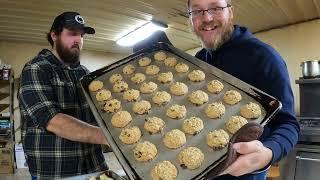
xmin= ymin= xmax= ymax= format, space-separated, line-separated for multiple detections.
xmin=187 ymin=0 xmax=300 ymax=179
xmin=18 ymin=12 xmax=109 ymax=179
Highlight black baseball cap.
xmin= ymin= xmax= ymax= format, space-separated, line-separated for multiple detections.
xmin=50 ymin=11 xmax=95 ymax=34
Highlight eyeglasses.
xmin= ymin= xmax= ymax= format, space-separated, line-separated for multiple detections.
xmin=188 ymin=4 xmax=231 ymax=18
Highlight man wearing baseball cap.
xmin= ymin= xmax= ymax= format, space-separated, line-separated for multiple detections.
xmin=18 ymin=12 xmax=109 ymax=179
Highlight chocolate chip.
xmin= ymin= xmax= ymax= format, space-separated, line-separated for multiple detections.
xmin=180 ymin=164 xmax=187 ymax=169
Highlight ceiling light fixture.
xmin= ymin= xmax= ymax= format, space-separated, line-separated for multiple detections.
xmin=116 ymin=20 xmax=168 ymax=47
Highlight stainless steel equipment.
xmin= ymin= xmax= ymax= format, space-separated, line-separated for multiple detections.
xmin=281 ymin=77 xmax=320 ymax=180
xmin=298 ymin=117 xmax=320 ymax=142
xmin=296 ymin=78 xmax=320 ymax=117
xmin=301 ymin=60 xmax=320 ymax=78
xmin=281 ymin=143 xmax=320 ymax=180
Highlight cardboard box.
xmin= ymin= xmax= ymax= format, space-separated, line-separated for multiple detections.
xmin=0 ymin=142 xmax=14 ymax=174
xmin=15 ymin=143 xmax=28 ymax=169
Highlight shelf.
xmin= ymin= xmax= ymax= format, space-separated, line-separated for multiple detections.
xmin=0 ymin=104 xmax=9 ymax=112
xmin=0 ymin=70 xmax=14 ymax=143
xmin=0 ymin=115 xmax=10 ymax=118
xmin=296 ymin=78 xmax=320 ymax=84
xmin=0 ymin=137 xmax=11 ymax=143
xmin=0 ymin=80 xmax=10 ymax=89
xmin=0 ymin=93 xmax=9 ymax=101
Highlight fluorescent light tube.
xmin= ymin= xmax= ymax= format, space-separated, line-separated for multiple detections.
xmin=116 ymin=21 xmax=167 ymax=47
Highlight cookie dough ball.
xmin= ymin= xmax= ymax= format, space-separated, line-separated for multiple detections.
xmin=123 ymin=89 xmax=140 ymax=102
xmin=139 ymin=57 xmax=152 ymax=67
xmin=133 ymin=141 xmax=158 ymax=162
xmin=146 ymin=65 xmax=160 ymax=75
xmin=223 ymin=90 xmax=242 ymax=105
xmin=157 ymin=72 xmax=173 ymax=83
xmin=240 ymin=102 xmax=262 ymax=119
xmin=119 ymin=126 xmax=141 ymax=144
xmin=111 ymin=111 xmax=132 ymax=128
xmin=166 ymin=104 xmax=187 ymax=119
xmin=89 ymin=80 xmax=103 ymax=92
xmin=109 ymin=73 xmax=123 ymax=84
xmin=152 ymin=91 xmax=171 ymax=106
xmin=163 ymin=129 xmax=186 ymax=149
xmin=133 ymin=100 xmax=151 ymax=115
xmin=170 ymin=82 xmax=188 ymax=96
xmin=207 ymin=80 xmax=224 ymax=94
xmin=140 ymin=82 xmax=158 ymax=94
xmin=164 ymin=57 xmax=178 ymax=67
xmin=205 ymin=102 xmax=225 ymax=119
xmin=175 ymin=62 xmax=189 ymax=73
xmin=207 ymin=129 xmax=229 ymax=149
xmin=96 ymin=89 xmax=112 ymax=101
xmin=122 ymin=64 xmax=135 ymax=75
xmin=112 ymin=81 xmax=128 ymax=93
xmin=182 ymin=117 xmax=204 ymax=135
xmin=131 ymin=73 xmax=146 ymax=84
xmin=178 ymin=147 xmax=204 ymax=170
xmin=154 ymin=51 xmax=167 ymax=61
xmin=188 ymin=90 xmax=209 ymax=105
xmin=144 ymin=117 xmax=165 ymax=134
xmin=104 ymin=99 xmax=121 ymax=113
xmin=151 ymin=161 xmax=178 ymax=180
xmin=226 ymin=116 xmax=248 ymax=134
xmin=188 ymin=70 xmax=205 ymax=82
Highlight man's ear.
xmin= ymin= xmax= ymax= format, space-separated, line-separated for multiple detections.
xmin=229 ymin=6 xmax=234 ymax=19
xmin=51 ymin=31 xmax=57 ymax=42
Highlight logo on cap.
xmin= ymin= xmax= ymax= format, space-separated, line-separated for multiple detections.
xmin=75 ymin=15 xmax=85 ymax=24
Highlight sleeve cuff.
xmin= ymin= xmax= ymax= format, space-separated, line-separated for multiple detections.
xmin=263 ymin=140 xmax=281 ymax=164
xmin=33 ymin=108 xmax=60 ymax=129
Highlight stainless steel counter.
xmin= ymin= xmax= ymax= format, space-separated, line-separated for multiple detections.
xmin=280 ymin=143 xmax=320 ymax=180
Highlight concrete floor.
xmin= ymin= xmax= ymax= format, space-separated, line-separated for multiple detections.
xmin=0 ymin=152 xmax=124 ymax=180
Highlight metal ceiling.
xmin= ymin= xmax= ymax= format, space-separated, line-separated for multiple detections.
xmin=0 ymin=0 xmax=319 ymax=54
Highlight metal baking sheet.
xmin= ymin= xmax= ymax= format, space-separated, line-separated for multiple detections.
xmin=80 ymin=42 xmax=281 ymax=180
xmin=89 ymin=170 xmax=126 ymax=180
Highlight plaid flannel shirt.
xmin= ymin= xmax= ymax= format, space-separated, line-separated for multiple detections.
xmin=18 ymin=49 xmax=107 ymax=179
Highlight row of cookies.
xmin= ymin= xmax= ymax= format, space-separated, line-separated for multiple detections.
xmin=107 ymin=68 xmax=205 ymax=91
xmin=122 ymin=51 xmax=190 ymax=76
xmin=89 ymin=79 xmax=261 ymax=120
xmin=103 ymin=98 xmax=260 ymax=121
xmin=90 ymin=70 xmax=202 ymax=96
xmin=113 ymin=112 xmax=248 ymax=147
xmin=91 ymin=67 xmax=235 ymax=103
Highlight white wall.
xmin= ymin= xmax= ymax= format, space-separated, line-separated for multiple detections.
xmin=0 ymin=41 xmax=128 ymax=77
xmin=255 ymin=19 xmax=320 ymax=115
xmin=186 ymin=19 xmax=320 ymax=115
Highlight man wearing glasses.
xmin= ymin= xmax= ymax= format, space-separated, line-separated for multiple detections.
xmin=188 ymin=0 xmax=299 ymax=179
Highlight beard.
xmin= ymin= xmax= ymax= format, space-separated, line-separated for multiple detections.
xmin=56 ymin=37 xmax=80 ymax=64
xmin=192 ymin=16 xmax=234 ymax=50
